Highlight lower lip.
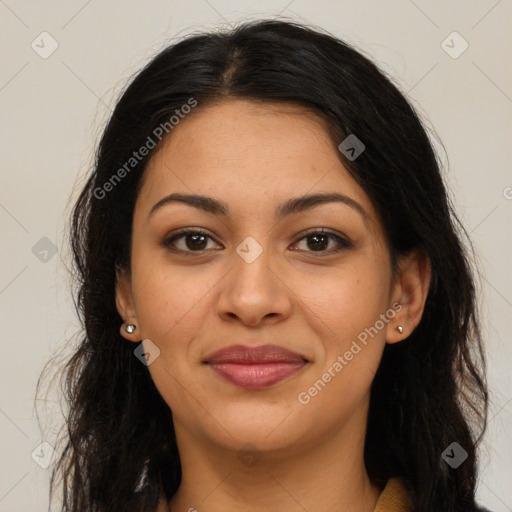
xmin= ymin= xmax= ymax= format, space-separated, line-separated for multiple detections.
xmin=208 ymin=362 xmax=306 ymax=390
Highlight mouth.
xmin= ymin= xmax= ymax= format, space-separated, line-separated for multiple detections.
xmin=204 ymin=344 xmax=309 ymax=390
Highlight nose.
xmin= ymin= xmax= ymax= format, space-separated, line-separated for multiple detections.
xmin=215 ymin=240 xmax=293 ymax=327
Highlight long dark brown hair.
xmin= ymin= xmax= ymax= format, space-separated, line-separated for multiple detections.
xmin=41 ymin=19 xmax=488 ymax=512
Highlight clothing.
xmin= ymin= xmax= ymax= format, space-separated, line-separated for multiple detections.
xmin=157 ymin=495 xmax=168 ymax=511
xmin=159 ymin=477 xmax=492 ymax=511
xmin=158 ymin=477 xmax=413 ymax=511
xmin=372 ymin=478 xmax=493 ymax=512
xmin=373 ymin=477 xmax=413 ymax=511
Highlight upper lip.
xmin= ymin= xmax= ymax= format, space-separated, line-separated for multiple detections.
xmin=205 ymin=344 xmax=309 ymax=365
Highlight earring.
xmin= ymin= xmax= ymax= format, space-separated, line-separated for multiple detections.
xmin=396 ymin=325 xmax=403 ymax=334
xmin=126 ymin=324 xmax=136 ymax=334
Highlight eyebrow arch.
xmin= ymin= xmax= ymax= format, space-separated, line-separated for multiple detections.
xmin=148 ymin=192 xmax=368 ymax=222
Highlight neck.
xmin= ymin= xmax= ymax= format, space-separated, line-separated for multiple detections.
xmin=168 ymin=402 xmax=381 ymax=512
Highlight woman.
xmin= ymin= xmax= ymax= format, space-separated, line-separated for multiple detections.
xmin=50 ymin=19 xmax=490 ymax=512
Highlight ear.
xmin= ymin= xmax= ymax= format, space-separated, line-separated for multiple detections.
xmin=387 ymin=249 xmax=431 ymax=344
xmin=115 ymin=266 xmax=140 ymax=343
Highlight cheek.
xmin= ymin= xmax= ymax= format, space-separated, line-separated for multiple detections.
xmin=294 ymin=271 xmax=388 ymax=417
xmin=296 ymin=259 xmax=390 ymax=345
xmin=308 ymin=259 xmax=391 ymax=400
xmin=131 ymin=263 xmax=213 ymax=412
xmin=131 ymin=259 xmax=215 ymax=345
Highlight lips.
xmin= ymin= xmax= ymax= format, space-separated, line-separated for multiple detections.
xmin=205 ymin=344 xmax=308 ymax=390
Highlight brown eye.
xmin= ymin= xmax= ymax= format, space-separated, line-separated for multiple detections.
xmin=162 ymin=230 xmax=220 ymax=253
xmin=292 ymin=229 xmax=352 ymax=255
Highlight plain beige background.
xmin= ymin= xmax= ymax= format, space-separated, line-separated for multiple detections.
xmin=1 ymin=1 xmax=511 ymax=511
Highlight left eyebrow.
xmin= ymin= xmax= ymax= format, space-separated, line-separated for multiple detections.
xmin=275 ymin=192 xmax=368 ymax=222
xmin=148 ymin=192 xmax=368 ymax=222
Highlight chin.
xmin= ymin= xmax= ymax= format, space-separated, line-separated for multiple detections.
xmin=190 ymin=399 xmax=308 ymax=452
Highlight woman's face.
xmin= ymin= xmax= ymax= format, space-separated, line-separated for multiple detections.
xmin=117 ymin=99 xmax=424 ymax=455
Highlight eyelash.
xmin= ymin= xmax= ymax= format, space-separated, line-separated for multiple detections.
xmin=161 ymin=228 xmax=352 ymax=256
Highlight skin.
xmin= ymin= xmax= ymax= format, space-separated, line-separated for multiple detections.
xmin=116 ymin=99 xmax=431 ymax=512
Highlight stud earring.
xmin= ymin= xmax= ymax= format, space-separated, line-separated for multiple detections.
xmin=396 ymin=325 xmax=403 ymax=334
xmin=126 ymin=324 xmax=136 ymax=334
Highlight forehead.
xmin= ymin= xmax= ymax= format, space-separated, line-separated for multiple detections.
xmin=137 ymin=99 xmax=380 ymax=229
